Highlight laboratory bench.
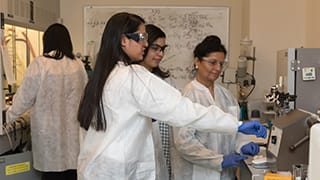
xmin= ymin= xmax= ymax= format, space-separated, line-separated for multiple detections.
xmin=240 ymin=147 xmax=276 ymax=180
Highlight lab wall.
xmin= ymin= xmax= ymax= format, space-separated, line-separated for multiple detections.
xmin=248 ymin=0 xmax=305 ymax=99
xmin=305 ymin=0 xmax=320 ymax=47
xmin=60 ymin=0 xmax=315 ymax=103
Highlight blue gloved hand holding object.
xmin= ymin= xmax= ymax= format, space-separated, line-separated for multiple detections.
xmin=238 ymin=120 xmax=267 ymax=138
xmin=241 ymin=142 xmax=260 ymax=156
xmin=221 ymin=153 xmax=248 ymax=168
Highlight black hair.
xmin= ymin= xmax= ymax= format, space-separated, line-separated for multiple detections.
xmin=78 ymin=12 xmax=145 ymax=131
xmin=43 ymin=23 xmax=75 ymax=60
xmin=193 ymin=35 xmax=227 ymax=59
xmin=144 ymin=24 xmax=170 ymax=79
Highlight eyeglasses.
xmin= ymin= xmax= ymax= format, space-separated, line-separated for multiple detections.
xmin=125 ymin=32 xmax=148 ymax=43
xmin=201 ymin=57 xmax=228 ymax=70
xmin=149 ymin=44 xmax=168 ymax=53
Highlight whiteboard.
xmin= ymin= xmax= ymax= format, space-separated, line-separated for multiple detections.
xmin=84 ymin=6 xmax=229 ymax=90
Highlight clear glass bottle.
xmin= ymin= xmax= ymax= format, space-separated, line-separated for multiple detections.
xmin=240 ymin=38 xmax=253 ymax=58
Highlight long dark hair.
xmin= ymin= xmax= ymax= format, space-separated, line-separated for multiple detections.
xmin=78 ymin=12 xmax=145 ymax=131
xmin=144 ymin=24 xmax=170 ymax=79
xmin=42 ymin=23 xmax=75 ymax=60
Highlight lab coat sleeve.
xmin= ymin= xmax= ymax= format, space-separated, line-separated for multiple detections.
xmin=131 ymin=66 xmax=238 ymax=134
xmin=220 ymin=86 xmax=252 ymax=153
xmin=212 ymin=84 xmax=252 ymax=153
xmin=6 ymin=59 xmax=41 ymax=123
xmin=173 ymin=126 xmax=224 ymax=171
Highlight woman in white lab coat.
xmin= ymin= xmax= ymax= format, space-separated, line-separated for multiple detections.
xmin=77 ymin=12 xmax=265 ymax=180
xmin=140 ymin=24 xmax=174 ymax=180
xmin=171 ymin=35 xmax=261 ymax=180
xmin=6 ymin=23 xmax=88 ymax=180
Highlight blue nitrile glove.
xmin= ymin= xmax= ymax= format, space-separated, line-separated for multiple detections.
xmin=238 ymin=120 xmax=267 ymax=138
xmin=241 ymin=142 xmax=260 ymax=156
xmin=221 ymin=153 xmax=248 ymax=168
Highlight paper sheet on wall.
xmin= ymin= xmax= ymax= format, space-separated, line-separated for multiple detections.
xmin=1 ymin=44 xmax=16 ymax=84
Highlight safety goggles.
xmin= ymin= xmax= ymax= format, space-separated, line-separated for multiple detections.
xmin=201 ymin=57 xmax=228 ymax=71
xmin=125 ymin=32 xmax=148 ymax=43
xmin=149 ymin=44 xmax=168 ymax=53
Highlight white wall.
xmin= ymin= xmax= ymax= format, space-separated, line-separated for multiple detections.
xmin=306 ymin=0 xmax=320 ymax=47
xmin=248 ymin=0 xmax=305 ymax=100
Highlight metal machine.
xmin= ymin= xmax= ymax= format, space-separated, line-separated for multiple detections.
xmin=0 ymin=151 xmax=41 ymax=180
xmin=267 ymin=109 xmax=315 ymax=171
xmin=240 ymin=109 xmax=316 ymax=179
xmin=276 ymin=48 xmax=320 ymax=179
xmin=277 ymin=48 xmax=320 ymax=115
xmin=240 ymin=48 xmax=320 ymax=179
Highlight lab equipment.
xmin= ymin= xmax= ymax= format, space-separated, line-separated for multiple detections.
xmin=221 ymin=38 xmax=257 ymax=120
xmin=277 ymin=48 xmax=320 ymax=114
xmin=251 ymin=155 xmax=273 ymax=169
xmin=237 ymin=38 xmax=256 ymax=120
xmin=237 ymin=38 xmax=253 ymax=80
xmin=240 ymin=147 xmax=276 ymax=180
xmin=267 ymin=109 xmax=315 ymax=171
xmin=239 ymin=47 xmax=320 ymax=179
xmin=264 ymin=84 xmax=296 ymax=116
xmin=292 ymin=164 xmax=308 ymax=180
xmin=252 ymin=155 xmax=267 ymax=165
xmin=1 ymin=12 xmax=5 ymax=133
xmin=240 ymin=109 xmax=316 ymax=179
xmin=75 ymin=52 xmax=93 ymax=77
xmin=0 ymin=151 xmax=41 ymax=180
xmin=0 ymin=15 xmax=43 ymax=135
xmin=221 ymin=153 xmax=248 ymax=168
xmin=239 ymin=38 xmax=253 ymax=58
xmin=251 ymin=109 xmax=261 ymax=120
xmin=237 ymin=57 xmax=247 ymax=79
xmin=263 ymin=172 xmax=291 ymax=180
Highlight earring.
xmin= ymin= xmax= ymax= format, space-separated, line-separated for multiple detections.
xmin=195 ymin=65 xmax=199 ymax=69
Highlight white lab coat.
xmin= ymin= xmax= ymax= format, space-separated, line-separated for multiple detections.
xmin=77 ymin=62 xmax=238 ymax=180
xmin=7 ymin=56 xmax=88 ymax=171
xmin=171 ymin=80 xmax=250 ymax=180
xmin=152 ymin=76 xmax=176 ymax=180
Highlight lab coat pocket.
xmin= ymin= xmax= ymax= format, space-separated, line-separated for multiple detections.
xmin=135 ymin=161 xmax=155 ymax=180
